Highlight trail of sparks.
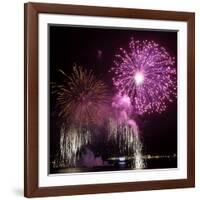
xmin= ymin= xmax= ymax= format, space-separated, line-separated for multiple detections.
xmin=108 ymin=94 xmax=145 ymax=169
xmin=111 ymin=38 xmax=177 ymax=115
xmin=59 ymin=125 xmax=91 ymax=167
xmin=108 ymin=118 xmax=145 ymax=169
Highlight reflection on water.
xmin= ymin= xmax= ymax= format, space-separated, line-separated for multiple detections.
xmin=50 ymin=155 xmax=177 ymax=174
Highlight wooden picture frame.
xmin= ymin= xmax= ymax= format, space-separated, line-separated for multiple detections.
xmin=24 ymin=2 xmax=195 ymax=197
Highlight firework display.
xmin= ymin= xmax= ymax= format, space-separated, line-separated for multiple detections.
xmin=55 ymin=65 xmax=110 ymax=125
xmin=50 ymin=27 xmax=177 ymax=173
xmin=108 ymin=94 xmax=145 ymax=169
xmin=108 ymin=118 xmax=144 ymax=169
xmin=53 ymin=65 xmax=110 ymax=166
xmin=111 ymin=38 xmax=177 ymax=115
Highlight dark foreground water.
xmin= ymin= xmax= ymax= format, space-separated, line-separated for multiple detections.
xmin=50 ymin=157 xmax=177 ymax=174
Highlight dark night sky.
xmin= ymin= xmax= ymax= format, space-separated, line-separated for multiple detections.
xmin=49 ymin=25 xmax=177 ymax=158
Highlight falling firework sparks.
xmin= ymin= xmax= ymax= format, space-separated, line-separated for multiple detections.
xmin=108 ymin=94 xmax=145 ymax=169
xmin=55 ymin=64 xmax=110 ymax=125
xmin=108 ymin=118 xmax=145 ymax=169
xmin=111 ymin=38 xmax=177 ymax=115
xmin=59 ymin=125 xmax=91 ymax=167
xmin=53 ymin=64 xmax=110 ymax=166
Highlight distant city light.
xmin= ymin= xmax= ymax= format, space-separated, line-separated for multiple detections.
xmin=119 ymin=157 xmax=126 ymax=161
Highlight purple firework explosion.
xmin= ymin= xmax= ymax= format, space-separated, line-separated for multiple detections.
xmin=111 ymin=37 xmax=177 ymax=115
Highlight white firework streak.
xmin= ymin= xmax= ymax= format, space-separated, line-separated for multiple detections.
xmin=59 ymin=125 xmax=91 ymax=167
xmin=108 ymin=118 xmax=145 ymax=169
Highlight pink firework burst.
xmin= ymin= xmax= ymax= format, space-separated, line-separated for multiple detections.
xmin=111 ymin=37 xmax=177 ymax=115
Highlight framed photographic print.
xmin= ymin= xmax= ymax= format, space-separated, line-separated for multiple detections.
xmin=24 ymin=2 xmax=195 ymax=197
